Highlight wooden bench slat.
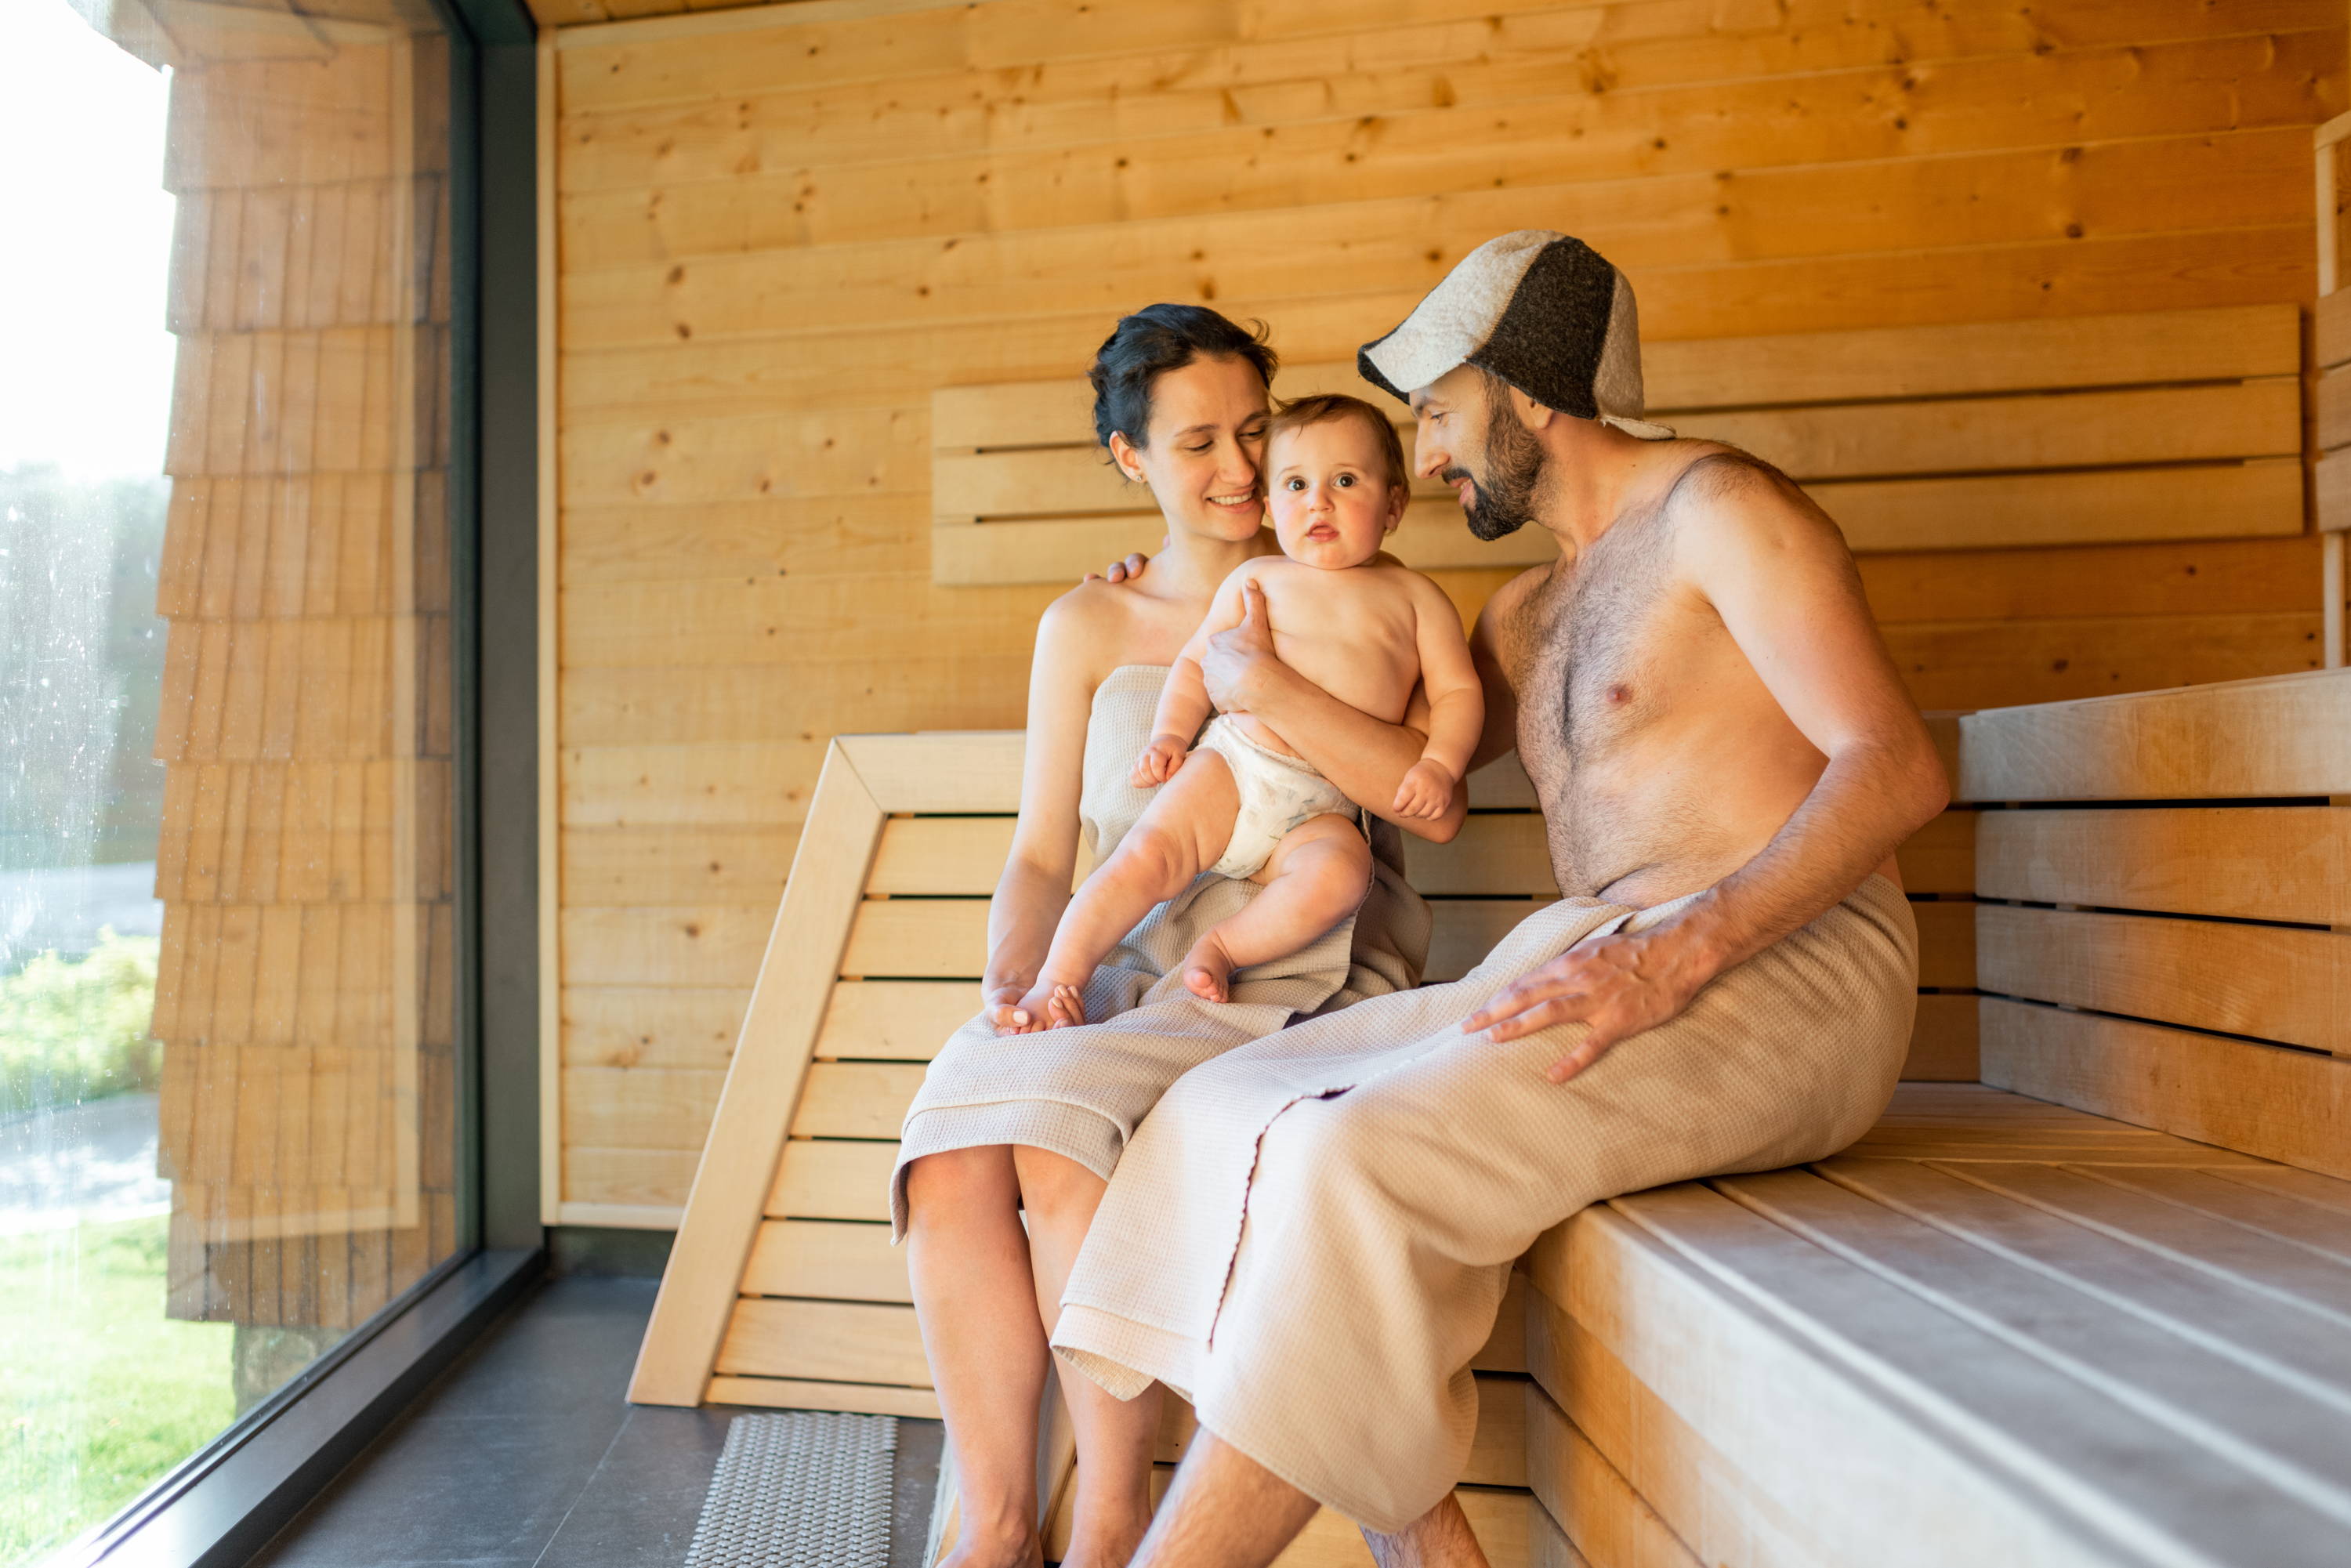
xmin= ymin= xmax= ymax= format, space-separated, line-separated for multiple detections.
xmin=791 ymin=1059 xmax=926 ymax=1139
xmin=1724 ymin=1167 xmax=2351 ymax=1511
xmin=766 ymin=1135 xmax=898 ymax=1222
xmin=816 ymin=979 xmax=975 ymax=1060
xmin=713 ymin=1295 xmax=930 ymax=1385
xmin=2085 ymin=1168 xmax=2351 ymax=1267
xmin=741 ymin=1217 xmax=907 ymax=1304
xmin=1911 ymin=900 xmax=1976 ymax=990
xmin=705 ymin=1376 xmax=942 ymax=1419
xmin=1976 ymin=905 xmax=2350 ymax=1056
xmin=1976 ymin=806 xmax=2351 ymax=926
xmin=1523 ymin=1381 xmax=1701 ymax=1568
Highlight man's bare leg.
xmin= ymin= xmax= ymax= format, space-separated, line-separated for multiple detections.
xmin=1012 ymin=755 xmax=1241 ymax=1030
xmin=1130 ymin=1429 xmax=1320 ymax=1568
xmin=1181 ymin=814 xmax=1370 ymax=1003
xmin=904 ymin=1147 xmax=1047 ymax=1568
xmin=1361 ymin=1495 xmax=1491 ymax=1568
xmin=1016 ymin=1146 xmax=1163 ymax=1568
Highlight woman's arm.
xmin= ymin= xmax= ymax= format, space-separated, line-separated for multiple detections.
xmin=1203 ymin=579 xmax=1469 ymax=844
xmin=983 ymin=596 xmax=1098 ymax=1030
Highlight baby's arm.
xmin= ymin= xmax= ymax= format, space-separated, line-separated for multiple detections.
xmin=1135 ymin=571 xmax=1252 ymax=786
xmin=1393 ymin=576 xmax=1487 ymax=819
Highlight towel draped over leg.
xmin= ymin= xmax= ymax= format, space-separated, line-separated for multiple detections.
xmin=1050 ymin=875 xmax=1918 ymax=1533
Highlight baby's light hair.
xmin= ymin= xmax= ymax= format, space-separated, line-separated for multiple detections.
xmin=1267 ymin=393 xmax=1410 ymax=497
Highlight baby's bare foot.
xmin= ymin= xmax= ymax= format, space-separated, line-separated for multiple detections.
xmin=1044 ymin=983 xmax=1089 ymax=1029
xmin=1181 ymin=932 xmax=1238 ymax=1004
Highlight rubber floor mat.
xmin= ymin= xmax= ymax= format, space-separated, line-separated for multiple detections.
xmin=683 ymin=1410 xmax=899 ymax=1568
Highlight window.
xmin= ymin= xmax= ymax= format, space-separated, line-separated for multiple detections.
xmin=2 ymin=2 xmax=462 ymax=1559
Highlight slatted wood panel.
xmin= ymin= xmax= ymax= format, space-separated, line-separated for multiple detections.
xmin=931 ymin=310 xmax=2304 ymax=585
xmin=2311 ymin=110 xmax=2349 ymax=670
xmin=545 ymin=0 xmax=2344 ymax=1217
xmin=143 ymin=10 xmax=462 ymax=1331
xmin=1960 ymin=669 xmax=2351 ymax=1194
xmin=1524 ymin=1083 xmax=2351 ymax=1568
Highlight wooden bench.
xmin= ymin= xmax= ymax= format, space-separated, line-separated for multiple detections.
xmin=630 ymin=724 xmax=1971 ymax=1565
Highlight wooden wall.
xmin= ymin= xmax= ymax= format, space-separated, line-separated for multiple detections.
xmin=144 ymin=7 xmax=460 ymax=1329
xmin=545 ymin=0 xmax=2347 ymax=1224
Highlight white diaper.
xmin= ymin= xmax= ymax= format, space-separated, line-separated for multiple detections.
xmin=1192 ymin=715 xmax=1359 ymax=879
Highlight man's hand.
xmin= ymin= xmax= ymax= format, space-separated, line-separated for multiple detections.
xmin=1463 ymin=922 xmax=1723 ymax=1081
xmin=1132 ymin=733 xmax=1188 ymax=788
xmin=1392 ymin=759 xmax=1457 ymax=820
xmin=1200 ymin=579 xmax=1274 ymax=713
xmin=1084 ymin=548 xmax=1157 ymax=585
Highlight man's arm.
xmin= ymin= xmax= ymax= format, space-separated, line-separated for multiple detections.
xmin=1469 ymin=459 xmax=1947 ymax=1074
xmin=1204 ymin=579 xmax=1469 ymax=843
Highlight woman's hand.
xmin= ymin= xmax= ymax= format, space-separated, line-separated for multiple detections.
xmin=1200 ymin=578 xmax=1276 ymax=713
xmin=1133 ymin=733 xmax=1188 ymax=788
xmin=1393 ymin=759 xmax=1458 ymax=820
xmin=982 ymin=980 xmax=1038 ymax=1035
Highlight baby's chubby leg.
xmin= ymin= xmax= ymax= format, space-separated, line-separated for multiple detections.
xmin=1012 ymin=751 xmax=1242 ymax=1031
xmin=1181 ymin=813 xmax=1371 ymax=1004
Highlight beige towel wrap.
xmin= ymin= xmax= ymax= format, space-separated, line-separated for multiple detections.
xmin=1050 ymin=875 xmax=1918 ymax=1533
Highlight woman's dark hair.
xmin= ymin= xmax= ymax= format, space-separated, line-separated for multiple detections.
xmin=1088 ymin=303 xmax=1278 ymax=451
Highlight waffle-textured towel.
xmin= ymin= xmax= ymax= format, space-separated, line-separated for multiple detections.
xmin=888 ymin=664 xmax=1429 ymax=1237
xmin=1051 ymin=875 xmax=1918 ymax=1533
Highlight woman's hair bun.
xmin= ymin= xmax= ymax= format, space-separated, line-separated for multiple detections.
xmin=1087 ymin=304 xmax=1277 ymax=452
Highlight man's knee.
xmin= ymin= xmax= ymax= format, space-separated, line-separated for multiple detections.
xmin=1259 ymin=1094 xmax=1386 ymax=1192
xmin=904 ymin=1143 xmax=1016 ymax=1224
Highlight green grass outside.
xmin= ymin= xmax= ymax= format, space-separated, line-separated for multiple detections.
xmin=0 ymin=1215 xmax=234 ymax=1568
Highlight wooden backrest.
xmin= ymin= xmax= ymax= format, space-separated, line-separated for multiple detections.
xmin=932 ymin=305 xmax=2303 ymax=585
xmin=1966 ymin=667 xmax=2351 ymax=1180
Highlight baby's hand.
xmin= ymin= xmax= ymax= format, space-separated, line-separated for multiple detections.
xmin=1132 ymin=733 xmax=1188 ymax=788
xmin=1393 ymin=759 xmax=1457 ymax=820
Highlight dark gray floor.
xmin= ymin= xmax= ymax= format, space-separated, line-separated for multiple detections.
xmin=249 ymin=1276 xmax=944 ymax=1568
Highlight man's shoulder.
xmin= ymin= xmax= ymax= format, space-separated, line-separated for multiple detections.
xmin=1483 ymin=562 xmax=1552 ymax=621
xmin=1651 ymin=442 xmax=1840 ymax=550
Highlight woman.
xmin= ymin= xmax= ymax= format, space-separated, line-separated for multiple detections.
xmin=892 ymin=305 xmax=1461 ymax=1568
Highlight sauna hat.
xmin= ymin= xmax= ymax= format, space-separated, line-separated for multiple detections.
xmin=1357 ymin=230 xmax=1675 ymax=440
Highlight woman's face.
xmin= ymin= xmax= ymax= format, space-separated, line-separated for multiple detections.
xmin=1110 ymin=354 xmax=1270 ymax=544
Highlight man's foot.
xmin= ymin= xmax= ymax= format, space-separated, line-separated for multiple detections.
xmin=1180 ymin=931 xmax=1239 ymax=1003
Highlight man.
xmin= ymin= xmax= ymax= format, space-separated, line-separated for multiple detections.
xmin=1060 ymin=231 xmax=1947 ymax=1567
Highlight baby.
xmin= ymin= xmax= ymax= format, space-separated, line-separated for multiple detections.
xmin=1011 ymin=393 xmax=1483 ymax=1030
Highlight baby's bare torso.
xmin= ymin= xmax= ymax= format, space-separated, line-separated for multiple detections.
xmin=1223 ymin=557 xmax=1425 ymax=753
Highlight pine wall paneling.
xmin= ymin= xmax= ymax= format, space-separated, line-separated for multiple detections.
xmin=544 ymin=0 xmax=2348 ymax=1222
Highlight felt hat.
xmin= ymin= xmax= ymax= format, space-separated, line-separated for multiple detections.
xmin=1357 ymin=231 xmax=1675 ymax=440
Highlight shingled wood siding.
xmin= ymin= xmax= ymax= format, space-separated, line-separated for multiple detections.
xmin=546 ymin=0 xmax=2346 ymax=1221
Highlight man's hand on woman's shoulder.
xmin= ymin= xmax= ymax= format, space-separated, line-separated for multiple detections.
xmin=1085 ymin=547 xmax=1158 ymax=585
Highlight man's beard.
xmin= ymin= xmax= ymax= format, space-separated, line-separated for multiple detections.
xmin=1451 ymin=403 xmax=1545 ymax=541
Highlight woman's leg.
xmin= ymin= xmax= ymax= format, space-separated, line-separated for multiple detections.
xmin=1016 ymin=1144 xmax=1165 ymax=1568
xmin=904 ymin=1145 xmax=1051 ymax=1568
xmin=1018 ymin=755 xmax=1241 ymax=1028
xmin=1182 ymin=813 xmax=1371 ymax=1003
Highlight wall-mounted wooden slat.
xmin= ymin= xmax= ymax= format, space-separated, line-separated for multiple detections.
xmin=1959 ymin=669 xmax=2351 ymax=802
xmin=1977 ymin=905 xmax=2350 ymax=1057
xmin=705 ymin=1376 xmax=942 ymax=1418
xmin=790 ymin=1060 xmax=927 ymax=1139
xmin=1979 ymin=999 xmax=2351 ymax=1185
xmin=814 ymin=980 xmax=975 ymax=1059
xmin=1977 ymin=807 xmax=2351 ymax=925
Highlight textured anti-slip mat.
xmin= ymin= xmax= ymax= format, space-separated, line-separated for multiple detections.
xmin=683 ymin=1411 xmax=900 ymax=1568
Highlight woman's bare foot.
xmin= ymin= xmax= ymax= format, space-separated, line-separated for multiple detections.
xmin=1180 ymin=930 xmax=1239 ymax=1003
xmin=938 ymin=1505 xmax=1045 ymax=1568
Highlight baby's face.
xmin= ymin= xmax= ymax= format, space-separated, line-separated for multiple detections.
xmin=1266 ymin=418 xmax=1405 ymax=570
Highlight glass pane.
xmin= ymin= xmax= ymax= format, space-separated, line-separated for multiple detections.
xmin=1 ymin=2 xmax=458 ymax=1559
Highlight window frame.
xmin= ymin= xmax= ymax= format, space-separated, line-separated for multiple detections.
xmin=53 ymin=2 xmax=549 ymax=1563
